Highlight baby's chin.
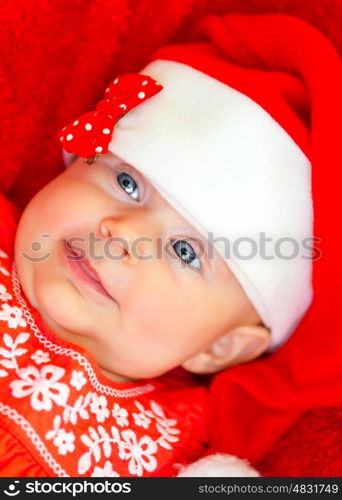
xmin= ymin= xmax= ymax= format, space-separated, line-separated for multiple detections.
xmin=99 ymin=366 xmax=141 ymax=384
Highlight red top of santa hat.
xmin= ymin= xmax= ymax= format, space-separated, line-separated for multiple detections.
xmin=150 ymin=14 xmax=342 ymax=464
xmin=150 ymin=27 xmax=310 ymax=160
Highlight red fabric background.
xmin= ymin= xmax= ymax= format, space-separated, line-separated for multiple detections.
xmin=0 ymin=0 xmax=341 ymax=476
xmin=1 ymin=0 xmax=341 ymax=210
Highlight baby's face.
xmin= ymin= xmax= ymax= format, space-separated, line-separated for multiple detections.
xmin=15 ymin=152 xmax=260 ymax=382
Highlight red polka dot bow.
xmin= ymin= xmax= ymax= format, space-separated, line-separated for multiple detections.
xmin=58 ymin=74 xmax=163 ymax=164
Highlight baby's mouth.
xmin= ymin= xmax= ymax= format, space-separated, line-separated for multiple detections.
xmin=64 ymin=240 xmax=115 ymax=302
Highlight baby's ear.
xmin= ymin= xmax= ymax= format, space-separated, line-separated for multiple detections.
xmin=181 ymin=325 xmax=270 ymax=374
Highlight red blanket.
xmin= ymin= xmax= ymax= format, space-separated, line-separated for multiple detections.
xmin=1 ymin=0 xmax=341 ymax=209
xmin=1 ymin=0 xmax=341 ymax=476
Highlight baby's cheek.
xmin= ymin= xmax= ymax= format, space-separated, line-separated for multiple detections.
xmin=121 ymin=274 xmax=216 ymax=346
xmin=125 ymin=294 xmax=166 ymax=336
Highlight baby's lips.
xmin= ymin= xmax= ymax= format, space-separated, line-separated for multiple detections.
xmin=86 ymin=262 xmax=118 ymax=304
xmin=65 ymin=239 xmax=117 ymax=304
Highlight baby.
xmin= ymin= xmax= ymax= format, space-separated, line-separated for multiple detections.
xmin=15 ymin=148 xmax=269 ymax=384
xmin=0 ymin=14 xmax=314 ymax=477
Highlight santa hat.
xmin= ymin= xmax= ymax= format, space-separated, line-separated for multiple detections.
xmin=108 ymin=28 xmax=315 ymax=354
xmin=59 ymin=13 xmax=342 ymax=466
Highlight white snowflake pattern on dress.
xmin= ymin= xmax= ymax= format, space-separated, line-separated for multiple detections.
xmin=76 ymin=399 xmax=180 ymax=475
xmin=117 ymin=429 xmax=157 ymax=476
xmin=0 ymin=249 xmax=8 ymax=259
xmin=30 ymin=349 xmax=50 ymax=365
xmin=10 ymin=364 xmax=70 ymax=411
xmin=133 ymin=400 xmax=180 ymax=450
xmin=54 ymin=429 xmax=76 ymax=455
xmin=63 ymin=393 xmax=91 ymax=425
xmin=133 ymin=409 xmax=152 ymax=429
xmin=0 ymin=303 xmax=27 ymax=328
xmin=0 ymin=266 xmax=9 ymax=277
xmin=78 ymin=425 xmax=115 ymax=475
xmin=150 ymin=401 xmax=181 ymax=450
xmin=90 ymin=394 xmax=110 ymax=423
xmin=0 ymin=332 xmax=29 ymax=376
xmin=0 ymin=284 xmax=12 ymax=302
xmin=78 ymin=425 xmax=158 ymax=476
xmin=70 ymin=370 xmax=87 ymax=391
xmin=91 ymin=460 xmax=120 ymax=477
xmin=112 ymin=403 xmax=129 ymax=427
xmin=46 ymin=415 xmax=76 ymax=455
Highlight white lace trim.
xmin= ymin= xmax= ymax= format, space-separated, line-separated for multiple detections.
xmin=0 ymin=402 xmax=69 ymax=477
xmin=10 ymin=261 xmax=155 ymax=398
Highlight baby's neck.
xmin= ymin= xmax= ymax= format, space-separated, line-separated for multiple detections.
xmin=99 ymin=367 xmax=139 ymax=384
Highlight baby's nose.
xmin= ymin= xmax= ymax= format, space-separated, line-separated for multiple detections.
xmin=98 ymin=216 xmax=154 ymax=264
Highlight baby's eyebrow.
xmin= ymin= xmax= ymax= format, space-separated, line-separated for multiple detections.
xmin=107 ymin=154 xmax=145 ymax=178
xmin=106 ymin=152 xmax=130 ymax=168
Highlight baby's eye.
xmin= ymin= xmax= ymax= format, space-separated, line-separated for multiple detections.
xmin=116 ymin=172 xmax=139 ymax=200
xmin=172 ymin=239 xmax=201 ymax=270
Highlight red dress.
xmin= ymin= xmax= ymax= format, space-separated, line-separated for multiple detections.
xmin=0 ymin=195 xmax=209 ymax=477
